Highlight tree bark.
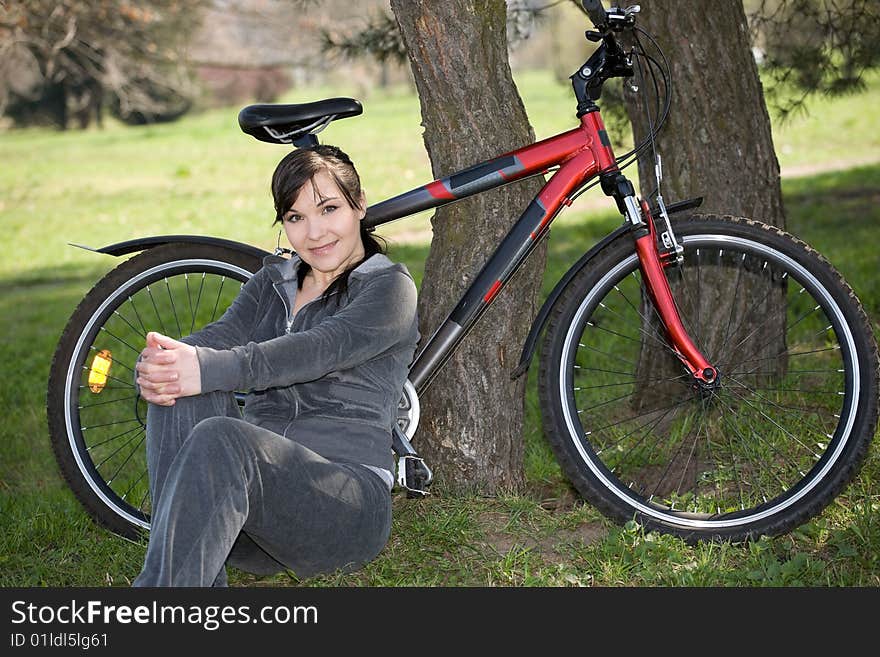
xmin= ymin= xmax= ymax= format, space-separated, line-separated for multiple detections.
xmin=623 ymin=0 xmax=788 ymax=407
xmin=623 ymin=0 xmax=785 ymax=226
xmin=389 ymin=0 xmax=548 ymax=492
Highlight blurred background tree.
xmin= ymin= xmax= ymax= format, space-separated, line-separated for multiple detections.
xmin=2 ymin=1 xmax=877 ymax=131
xmin=0 ymin=0 xmax=208 ymax=129
xmin=747 ymin=0 xmax=880 ymax=119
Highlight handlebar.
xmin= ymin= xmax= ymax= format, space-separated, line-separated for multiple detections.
xmin=582 ymin=1 xmax=640 ymax=34
xmin=571 ymin=0 xmax=639 ymax=111
xmin=582 ymin=0 xmax=608 ymax=29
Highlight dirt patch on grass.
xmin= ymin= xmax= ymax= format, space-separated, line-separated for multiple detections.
xmin=476 ymin=509 xmax=606 ymax=565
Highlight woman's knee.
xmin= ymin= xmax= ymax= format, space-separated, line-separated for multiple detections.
xmin=182 ymin=416 xmax=260 ymax=470
xmin=187 ymin=416 xmax=248 ymax=452
xmin=146 ymin=391 xmax=238 ymax=428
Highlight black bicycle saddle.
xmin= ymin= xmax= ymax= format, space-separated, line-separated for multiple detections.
xmin=238 ymin=98 xmax=363 ymax=145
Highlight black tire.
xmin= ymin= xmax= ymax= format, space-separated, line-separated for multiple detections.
xmin=538 ymin=215 xmax=879 ymax=542
xmin=47 ymin=243 xmax=263 ymax=540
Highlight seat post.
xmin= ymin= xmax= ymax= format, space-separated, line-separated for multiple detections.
xmin=293 ymin=134 xmax=319 ymax=148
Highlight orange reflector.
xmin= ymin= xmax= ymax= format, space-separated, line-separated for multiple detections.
xmin=88 ymin=349 xmax=113 ymax=393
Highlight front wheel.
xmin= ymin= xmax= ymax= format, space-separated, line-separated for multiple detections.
xmin=538 ymin=215 xmax=879 ymax=542
xmin=47 ymin=243 xmax=264 ymax=539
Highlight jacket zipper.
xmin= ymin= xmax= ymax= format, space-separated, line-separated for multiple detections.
xmin=286 ymin=290 xmax=340 ymax=334
xmin=272 ymin=283 xmax=300 ymax=420
xmin=272 ymin=281 xmax=340 ymax=420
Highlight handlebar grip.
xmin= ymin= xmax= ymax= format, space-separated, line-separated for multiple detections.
xmin=581 ymin=0 xmax=607 ymax=27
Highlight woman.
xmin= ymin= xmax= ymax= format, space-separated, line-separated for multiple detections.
xmin=131 ymin=145 xmax=420 ymax=586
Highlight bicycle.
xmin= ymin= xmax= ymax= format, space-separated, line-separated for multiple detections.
xmin=47 ymin=0 xmax=879 ymax=544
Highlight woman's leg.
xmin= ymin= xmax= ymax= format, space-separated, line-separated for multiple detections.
xmin=133 ymin=415 xmax=391 ymax=587
xmin=143 ymin=390 xmax=241 ymax=512
xmin=134 ymin=392 xmax=241 ymax=586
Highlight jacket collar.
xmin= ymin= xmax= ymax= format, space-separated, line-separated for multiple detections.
xmin=262 ymin=251 xmax=397 ymax=284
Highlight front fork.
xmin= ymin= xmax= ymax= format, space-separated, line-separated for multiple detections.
xmin=622 ymin=194 xmax=718 ymax=385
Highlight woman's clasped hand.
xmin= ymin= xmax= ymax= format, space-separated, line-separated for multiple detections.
xmin=135 ymin=331 xmax=202 ymax=406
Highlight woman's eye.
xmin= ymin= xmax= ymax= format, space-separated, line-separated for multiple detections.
xmin=285 ymin=215 xmax=301 ymax=223
xmin=322 ymin=205 xmax=338 ymax=214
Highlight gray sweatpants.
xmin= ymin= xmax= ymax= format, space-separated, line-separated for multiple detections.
xmin=132 ymin=391 xmax=392 ymax=587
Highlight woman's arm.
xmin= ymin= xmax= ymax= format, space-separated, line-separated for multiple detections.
xmin=133 ymin=268 xmax=263 ymax=404
xmin=195 ymin=270 xmax=418 ymax=393
xmin=177 ymin=267 xmax=265 ymax=349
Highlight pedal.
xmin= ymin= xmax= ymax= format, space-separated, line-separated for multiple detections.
xmin=397 ymin=454 xmax=433 ymax=498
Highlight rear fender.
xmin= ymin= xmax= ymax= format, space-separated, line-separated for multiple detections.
xmin=68 ymin=234 xmax=271 ymax=261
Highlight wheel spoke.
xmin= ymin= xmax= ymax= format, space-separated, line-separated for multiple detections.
xmin=578 ymin=395 xmax=692 ymax=438
xmin=164 ymin=276 xmax=183 ymax=338
xmin=721 ymin=385 xmax=817 ymax=465
xmin=79 ymin=394 xmax=139 ymax=410
xmin=718 ymin=287 xmax=821 ymax=372
xmin=80 ymin=363 xmax=135 ymax=390
xmin=93 ymin=427 xmax=145 ymax=471
xmin=111 ymin=307 xmax=148 ymax=343
xmin=195 ymin=272 xmax=209 ymax=329
xmin=120 ymin=466 xmax=149 ymax=505
xmin=605 ymin=400 xmax=690 ymax=480
xmin=145 ymin=284 xmax=169 ymax=337
xmin=105 ymin=431 xmax=147 ymax=486
xmin=210 ymin=276 xmax=229 ymax=322
xmin=725 ymin=374 xmax=833 ymax=450
xmin=126 ymin=294 xmax=148 ymax=336
xmin=712 ymin=260 xmax=776 ymax=366
xmin=713 ymin=392 xmax=796 ymax=491
xmin=717 ymin=252 xmax=747 ymax=360
xmin=85 ymin=423 xmax=144 ymax=450
xmin=606 ymin=281 xmax=686 ymax=363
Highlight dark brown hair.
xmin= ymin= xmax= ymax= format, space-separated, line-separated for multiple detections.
xmin=271 ymin=144 xmax=386 ymax=300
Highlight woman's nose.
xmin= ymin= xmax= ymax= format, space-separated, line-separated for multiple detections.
xmin=306 ymin=216 xmax=326 ymax=241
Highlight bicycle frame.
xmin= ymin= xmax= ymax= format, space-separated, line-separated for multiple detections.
xmin=362 ymin=108 xmax=716 ymax=396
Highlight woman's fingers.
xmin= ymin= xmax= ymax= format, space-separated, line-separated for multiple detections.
xmin=139 ymin=347 xmax=175 ymax=365
xmin=137 ymin=381 xmax=178 ymax=405
xmin=136 ymin=376 xmax=180 ymax=394
xmin=136 ymin=365 xmax=179 ymax=383
xmin=140 ymin=390 xmax=177 ymax=406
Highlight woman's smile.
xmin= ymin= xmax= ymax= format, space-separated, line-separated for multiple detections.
xmin=309 ymin=240 xmax=338 ymax=256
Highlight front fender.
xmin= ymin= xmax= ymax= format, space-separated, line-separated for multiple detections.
xmin=511 ymin=224 xmax=630 ymax=380
xmin=68 ymin=234 xmax=272 ymax=260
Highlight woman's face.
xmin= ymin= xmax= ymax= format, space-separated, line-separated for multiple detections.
xmin=282 ymin=168 xmax=366 ymax=283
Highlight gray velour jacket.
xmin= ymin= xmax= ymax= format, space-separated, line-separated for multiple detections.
xmin=180 ymin=251 xmax=420 ymax=473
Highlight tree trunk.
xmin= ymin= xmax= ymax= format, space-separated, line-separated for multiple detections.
xmin=389 ymin=0 xmax=548 ymax=492
xmin=623 ymin=0 xmax=788 ymax=408
xmin=623 ymin=0 xmax=785 ymax=226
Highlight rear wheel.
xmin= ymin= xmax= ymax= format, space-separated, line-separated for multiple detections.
xmin=47 ymin=243 xmax=263 ymax=539
xmin=538 ymin=215 xmax=879 ymax=541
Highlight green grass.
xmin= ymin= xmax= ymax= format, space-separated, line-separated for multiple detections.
xmin=1 ymin=71 xmax=878 ymax=587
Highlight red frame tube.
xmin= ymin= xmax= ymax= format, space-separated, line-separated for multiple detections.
xmin=374 ymin=108 xmax=715 ymax=389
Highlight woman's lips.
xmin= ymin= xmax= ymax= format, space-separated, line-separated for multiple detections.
xmin=309 ymin=241 xmax=337 ymax=256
